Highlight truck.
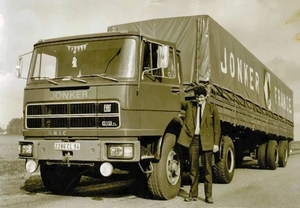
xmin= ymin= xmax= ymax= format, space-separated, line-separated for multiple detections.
xmin=17 ymin=15 xmax=293 ymax=199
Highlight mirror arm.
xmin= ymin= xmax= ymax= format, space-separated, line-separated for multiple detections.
xmin=141 ymin=70 xmax=146 ymax=80
xmin=141 ymin=67 xmax=161 ymax=80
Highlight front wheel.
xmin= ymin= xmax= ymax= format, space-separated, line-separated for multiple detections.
xmin=147 ymin=133 xmax=182 ymax=199
xmin=40 ymin=164 xmax=82 ymax=195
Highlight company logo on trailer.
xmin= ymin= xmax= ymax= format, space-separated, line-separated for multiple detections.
xmin=264 ymin=71 xmax=292 ymax=114
xmin=264 ymin=71 xmax=271 ymax=110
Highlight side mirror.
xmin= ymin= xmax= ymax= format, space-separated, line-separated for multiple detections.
xmin=157 ymin=45 xmax=169 ymax=69
xmin=16 ymin=57 xmax=23 ymax=78
xmin=16 ymin=51 xmax=32 ymax=79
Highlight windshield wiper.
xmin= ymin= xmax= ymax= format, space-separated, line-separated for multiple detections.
xmin=88 ymin=74 xmax=118 ymax=82
xmin=31 ymin=76 xmax=58 ymax=85
xmin=62 ymin=76 xmax=87 ymax=84
xmin=104 ymin=48 xmax=121 ymax=74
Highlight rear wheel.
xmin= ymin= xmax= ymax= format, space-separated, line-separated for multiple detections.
xmin=278 ymin=140 xmax=288 ymax=167
xmin=266 ymin=140 xmax=278 ymax=170
xmin=40 ymin=164 xmax=82 ymax=195
xmin=147 ymin=133 xmax=182 ymax=199
xmin=258 ymin=142 xmax=267 ymax=169
xmin=213 ymin=136 xmax=235 ymax=183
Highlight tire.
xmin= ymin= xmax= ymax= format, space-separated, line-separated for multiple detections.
xmin=40 ymin=164 xmax=82 ymax=195
xmin=266 ymin=140 xmax=278 ymax=170
xmin=213 ymin=136 xmax=235 ymax=184
xmin=257 ymin=142 xmax=267 ymax=169
xmin=278 ymin=140 xmax=288 ymax=167
xmin=234 ymin=141 xmax=245 ymax=168
xmin=147 ymin=133 xmax=182 ymax=199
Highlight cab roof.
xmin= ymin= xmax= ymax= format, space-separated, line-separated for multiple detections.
xmin=35 ymin=31 xmax=141 ymax=46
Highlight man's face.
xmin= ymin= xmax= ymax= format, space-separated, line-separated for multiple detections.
xmin=196 ymin=94 xmax=206 ymax=105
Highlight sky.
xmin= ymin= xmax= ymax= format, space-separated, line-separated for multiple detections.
xmin=0 ymin=0 xmax=300 ymax=139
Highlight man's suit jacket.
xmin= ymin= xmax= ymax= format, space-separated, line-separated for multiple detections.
xmin=177 ymin=101 xmax=221 ymax=151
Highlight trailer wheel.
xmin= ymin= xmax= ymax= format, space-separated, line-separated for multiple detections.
xmin=213 ymin=136 xmax=235 ymax=184
xmin=278 ymin=140 xmax=288 ymax=167
xmin=266 ymin=140 xmax=278 ymax=170
xmin=257 ymin=142 xmax=267 ymax=169
xmin=147 ymin=133 xmax=181 ymax=199
xmin=40 ymin=164 xmax=81 ymax=195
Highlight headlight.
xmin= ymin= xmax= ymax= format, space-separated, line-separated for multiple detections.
xmin=108 ymin=144 xmax=133 ymax=159
xmin=19 ymin=143 xmax=33 ymax=157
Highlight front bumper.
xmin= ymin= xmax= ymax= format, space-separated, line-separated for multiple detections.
xmin=19 ymin=138 xmax=141 ymax=162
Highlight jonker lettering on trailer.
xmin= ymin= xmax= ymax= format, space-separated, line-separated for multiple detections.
xmin=220 ymin=47 xmax=293 ymax=115
xmin=220 ymin=47 xmax=260 ymax=94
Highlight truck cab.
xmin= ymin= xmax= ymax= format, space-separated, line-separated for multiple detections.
xmin=18 ymin=31 xmax=184 ymax=198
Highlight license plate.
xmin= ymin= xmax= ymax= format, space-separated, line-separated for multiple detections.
xmin=54 ymin=143 xmax=80 ymax=151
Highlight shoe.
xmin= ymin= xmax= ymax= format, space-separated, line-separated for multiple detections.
xmin=184 ymin=196 xmax=198 ymax=202
xmin=205 ymin=197 xmax=214 ymax=203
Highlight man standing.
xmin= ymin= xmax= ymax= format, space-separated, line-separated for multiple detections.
xmin=178 ymin=85 xmax=221 ymax=203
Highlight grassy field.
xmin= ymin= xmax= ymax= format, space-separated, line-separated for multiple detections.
xmin=0 ymin=135 xmax=25 ymax=177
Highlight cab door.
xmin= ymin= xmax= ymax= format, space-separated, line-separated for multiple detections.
xmin=137 ymin=40 xmax=182 ymax=134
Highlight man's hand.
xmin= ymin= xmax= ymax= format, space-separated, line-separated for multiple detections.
xmin=213 ymin=145 xmax=219 ymax=153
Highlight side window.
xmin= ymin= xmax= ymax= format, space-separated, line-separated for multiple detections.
xmin=142 ymin=41 xmax=176 ymax=79
xmin=162 ymin=49 xmax=175 ymax=78
xmin=143 ymin=42 xmax=157 ymax=69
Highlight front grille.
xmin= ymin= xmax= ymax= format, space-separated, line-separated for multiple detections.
xmin=25 ymin=102 xmax=120 ymax=129
xmin=71 ymin=103 xmax=96 ymax=114
xmin=71 ymin=117 xmax=96 ymax=127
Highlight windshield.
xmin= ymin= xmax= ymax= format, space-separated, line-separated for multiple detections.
xmin=28 ymin=38 xmax=137 ymax=83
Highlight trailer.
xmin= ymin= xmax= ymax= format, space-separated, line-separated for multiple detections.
xmin=109 ymin=14 xmax=293 ymax=172
xmin=17 ymin=15 xmax=293 ymax=199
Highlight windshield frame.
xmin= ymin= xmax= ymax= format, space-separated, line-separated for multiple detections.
xmin=27 ymin=36 xmax=139 ymax=85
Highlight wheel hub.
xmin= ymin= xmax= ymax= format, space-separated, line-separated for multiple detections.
xmin=166 ymin=150 xmax=180 ymax=185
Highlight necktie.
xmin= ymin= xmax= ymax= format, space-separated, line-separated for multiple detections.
xmin=199 ymin=104 xmax=202 ymax=127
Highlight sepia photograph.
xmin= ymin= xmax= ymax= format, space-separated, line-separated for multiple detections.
xmin=1 ymin=0 xmax=300 ymax=207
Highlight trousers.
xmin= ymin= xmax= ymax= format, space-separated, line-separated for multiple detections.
xmin=188 ymin=135 xmax=213 ymax=198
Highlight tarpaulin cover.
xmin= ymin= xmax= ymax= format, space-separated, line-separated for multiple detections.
xmin=108 ymin=15 xmax=293 ymax=122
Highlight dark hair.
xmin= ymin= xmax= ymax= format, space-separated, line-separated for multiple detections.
xmin=194 ymin=85 xmax=207 ymax=97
